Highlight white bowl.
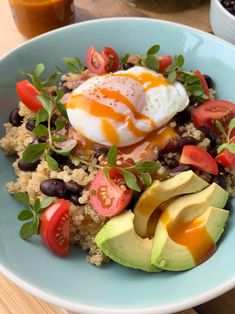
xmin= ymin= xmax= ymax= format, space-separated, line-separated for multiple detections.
xmin=210 ymin=0 xmax=235 ymax=45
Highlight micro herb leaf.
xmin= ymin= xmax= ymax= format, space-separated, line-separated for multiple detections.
xmin=188 ymin=85 xmax=204 ymax=96
xmin=134 ymin=161 xmax=160 ymax=173
xmin=52 ymin=135 xmax=67 ymax=142
xmin=20 ymin=222 xmax=35 ymax=240
xmin=63 ymin=57 xmax=84 ymax=74
xmin=32 ymin=75 xmax=44 ymax=92
xmin=45 ymin=153 xmax=59 ymax=171
xmin=139 ymin=172 xmax=152 ymax=187
xmin=176 ymin=55 xmax=184 ymax=68
xmin=55 ymin=119 xmax=66 ymax=131
xmin=215 ymin=119 xmax=226 ymax=135
xmin=141 ymin=55 xmax=158 ymax=71
xmin=34 ymin=199 xmax=41 ymax=214
xmin=107 ymin=145 xmax=118 ymax=166
xmin=228 ymin=117 xmax=235 ymax=133
xmin=40 ymin=197 xmax=56 ymax=210
xmin=14 ymin=192 xmax=30 ymax=206
xmin=146 ymin=44 xmax=160 ymax=55
xmin=37 ymin=94 xmax=53 ymax=115
xmin=34 ymin=63 xmax=45 ymax=77
xmin=217 ymin=143 xmax=228 ymax=154
xmin=121 ymin=54 xmax=129 ymax=63
xmin=18 ymin=210 xmax=34 ymax=221
xmin=227 ymin=143 xmax=235 ymax=154
xmin=36 ymin=108 xmax=48 ymax=126
xmin=56 ymin=102 xmax=68 ymax=119
xmin=43 ymin=72 xmax=58 ymax=86
xmin=121 ymin=170 xmax=141 ymax=192
xmin=52 ymin=142 xmax=77 ymax=155
xmin=55 ymin=88 xmax=65 ymax=103
xmin=22 ymin=143 xmax=48 ymax=163
xmin=103 ymin=167 xmax=110 ymax=182
xmin=165 ymin=64 xmax=176 ymax=73
xmin=185 ymin=74 xmax=200 ymax=85
xmin=167 ymin=70 xmax=177 ymax=83
xmin=33 ymin=216 xmax=40 ymax=235
xmin=33 ymin=124 xmax=49 ymax=137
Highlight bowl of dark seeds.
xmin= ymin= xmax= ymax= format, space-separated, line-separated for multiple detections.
xmin=210 ymin=0 xmax=235 ymax=45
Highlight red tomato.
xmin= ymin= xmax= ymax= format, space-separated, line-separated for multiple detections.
xmin=194 ymin=70 xmax=209 ymax=97
xmin=40 ymin=199 xmax=70 ymax=256
xmin=215 ymin=136 xmax=235 ymax=168
xmin=16 ymin=80 xmax=42 ymax=112
xmin=157 ymin=55 xmax=172 ymax=73
xmin=86 ymin=46 xmax=120 ymax=74
xmin=180 ymin=145 xmax=218 ymax=175
xmin=90 ymin=169 xmax=133 ymax=217
xmin=192 ymin=100 xmax=235 ymax=133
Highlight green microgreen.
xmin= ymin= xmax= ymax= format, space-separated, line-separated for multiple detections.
xmin=216 ymin=117 xmax=235 ymax=154
xmin=121 ymin=54 xmax=129 ymax=64
xmin=14 ymin=192 xmax=56 ymax=239
xmin=165 ymin=54 xmax=185 ymax=83
xmin=63 ymin=57 xmax=84 ymax=74
xmin=137 ymin=44 xmax=160 ymax=71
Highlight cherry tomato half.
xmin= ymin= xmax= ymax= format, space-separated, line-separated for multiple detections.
xmin=16 ymin=80 xmax=42 ymax=112
xmin=86 ymin=46 xmax=120 ymax=74
xmin=215 ymin=136 xmax=235 ymax=168
xmin=194 ymin=70 xmax=209 ymax=97
xmin=40 ymin=199 xmax=70 ymax=256
xmin=180 ymin=145 xmax=218 ymax=175
xmin=157 ymin=55 xmax=172 ymax=73
xmin=192 ymin=100 xmax=235 ymax=134
xmin=89 ymin=169 xmax=133 ymax=217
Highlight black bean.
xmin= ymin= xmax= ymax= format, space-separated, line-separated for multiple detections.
xmin=169 ymin=165 xmax=191 ymax=173
xmin=69 ymin=194 xmax=81 ymax=205
xmin=174 ymin=137 xmax=198 ymax=152
xmin=40 ymin=179 xmax=66 ymax=197
xmin=212 ymin=174 xmax=226 ymax=189
xmin=197 ymin=126 xmax=217 ymax=147
xmin=188 ymin=95 xmax=199 ymax=108
xmin=50 ymin=152 xmax=68 ymax=167
xmin=94 ymin=145 xmax=109 ymax=159
xmin=174 ymin=109 xmax=191 ymax=125
xmin=64 ymin=181 xmax=82 ymax=194
xmin=164 ymin=158 xmax=179 ymax=169
xmin=121 ymin=62 xmax=135 ymax=70
xmin=203 ymin=74 xmax=214 ymax=88
xmin=9 ymin=108 xmax=23 ymax=127
xmin=18 ymin=159 xmax=40 ymax=172
xmin=25 ymin=120 xmax=36 ymax=131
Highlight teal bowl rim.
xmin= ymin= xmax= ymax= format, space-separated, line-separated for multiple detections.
xmin=1 ymin=17 xmax=235 ymax=314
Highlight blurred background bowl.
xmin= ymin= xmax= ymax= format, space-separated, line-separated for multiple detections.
xmin=210 ymin=0 xmax=235 ymax=45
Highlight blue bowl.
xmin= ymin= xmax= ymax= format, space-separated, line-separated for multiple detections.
xmin=0 ymin=18 xmax=234 ymax=314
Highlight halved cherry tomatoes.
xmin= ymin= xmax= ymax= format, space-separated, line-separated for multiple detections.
xmin=40 ymin=199 xmax=70 ymax=256
xmin=215 ymin=136 xmax=235 ymax=168
xmin=16 ymin=80 xmax=42 ymax=112
xmin=180 ymin=145 xmax=218 ymax=175
xmin=89 ymin=169 xmax=133 ymax=217
xmin=194 ymin=70 xmax=209 ymax=97
xmin=192 ymin=100 xmax=235 ymax=134
xmin=86 ymin=46 xmax=120 ymax=74
xmin=157 ymin=55 xmax=172 ymax=73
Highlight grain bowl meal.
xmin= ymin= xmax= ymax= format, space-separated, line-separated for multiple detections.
xmin=0 ymin=45 xmax=234 ymax=272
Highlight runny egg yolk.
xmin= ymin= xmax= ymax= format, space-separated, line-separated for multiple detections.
xmin=66 ymin=66 xmax=189 ymax=147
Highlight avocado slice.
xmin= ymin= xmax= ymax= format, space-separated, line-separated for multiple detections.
xmin=134 ymin=171 xmax=209 ymax=238
xmin=95 ymin=211 xmax=161 ymax=272
xmin=151 ymin=183 xmax=229 ymax=271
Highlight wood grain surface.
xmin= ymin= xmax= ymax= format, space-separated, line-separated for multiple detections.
xmin=0 ymin=0 xmax=234 ymax=313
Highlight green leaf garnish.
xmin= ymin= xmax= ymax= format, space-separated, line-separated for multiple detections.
xmin=107 ymin=145 xmax=118 ymax=166
xmin=45 ymin=153 xmax=59 ymax=170
xmin=36 ymin=108 xmax=48 ymax=126
xmin=18 ymin=210 xmax=34 ymax=221
xmin=141 ymin=55 xmax=158 ymax=71
xmin=227 ymin=143 xmax=235 ymax=154
xmin=55 ymin=119 xmax=66 ymax=131
xmin=121 ymin=54 xmax=129 ymax=63
xmin=215 ymin=119 xmax=226 ymax=136
xmin=37 ymin=94 xmax=53 ymax=116
xmin=22 ymin=143 xmax=48 ymax=163
xmin=40 ymin=197 xmax=56 ymax=209
xmin=217 ymin=143 xmax=228 ymax=154
xmin=134 ymin=161 xmax=160 ymax=173
xmin=52 ymin=142 xmax=77 ymax=155
xmin=56 ymin=102 xmax=68 ymax=119
xmin=188 ymin=85 xmax=204 ymax=97
xmin=34 ymin=63 xmax=45 ymax=77
xmin=14 ymin=192 xmax=30 ymax=206
xmin=121 ymin=170 xmax=141 ymax=192
xmin=139 ymin=172 xmax=152 ymax=187
xmin=63 ymin=57 xmax=84 ymax=74
xmin=20 ymin=222 xmax=35 ymax=240
xmin=146 ymin=44 xmax=160 ymax=55
xmin=34 ymin=199 xmax=41 ymax=214
xmin=52 ymin=135 xmax=67 ymax=142
xmin=167 ymin=70 xmax=177 ymax=83
xmin=103 ymin=167 xmax=110 ymax=182
xmin=176 ymin=55 xmax=184 ymax=68
xmin=33 ymin=124 xmax=49 ymax=137
xmin=228 ymin=117 xmax=235 ymax=133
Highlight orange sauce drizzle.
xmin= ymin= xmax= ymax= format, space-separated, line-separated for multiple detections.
xmin=119 ymin=126 xmax=179 ymax=161
xmin=66 ymin=94 xmax=149 ymax=138
xmin=101 ymin=120 xmax=120 ymax=145
xmin=116 ymin=72 xmax=169 ymax=91
xmin=160 ymin=211 xmax=216 ymax=265
xmin=100 ymin=88 xmax=155 ymax=128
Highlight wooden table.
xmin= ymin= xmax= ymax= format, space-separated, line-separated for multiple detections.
xmin=1 ymin=1 xmax=235 ymax=313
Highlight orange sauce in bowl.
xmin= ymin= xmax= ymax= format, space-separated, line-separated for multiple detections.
xmin=9 ymin=0 xmax=75 ymax=38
